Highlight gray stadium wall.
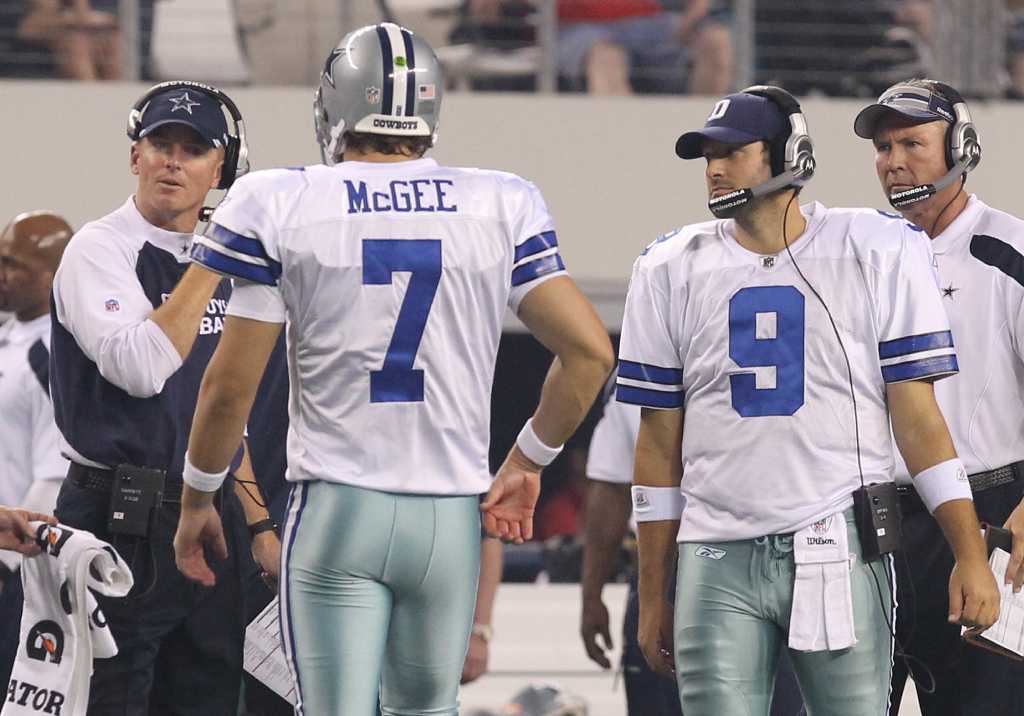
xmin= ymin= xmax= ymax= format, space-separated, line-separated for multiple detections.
xmin=5 ymin=81 xmax=1024 ymax=327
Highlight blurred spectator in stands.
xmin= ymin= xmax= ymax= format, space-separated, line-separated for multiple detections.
xmin=452 ymin=0 xmax=537 ymax=51
xmin=17 ymin=0 xmax=120 ymax=79
xmin=756 ymin=0 xmax=930 ymax=97
xmin=1007 ymin=0 xmax=1024 ymax=99
xmin=451 ymin=0 xmax=732 ymax=94
xmin=559 ymin=0 xmax=732 ymax=95
xmin=536 ymin=447 xmax=588 ymax=540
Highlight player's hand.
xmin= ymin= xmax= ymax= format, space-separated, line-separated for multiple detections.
xmin=638 ymin=597 xmax=675 ymax=678
xmin=174 ymin=500 xmax=227 ymax=588
xmin=251 ymin=530 xmax=281 ymax=593
xmin=481 ymin=446 xmax=541 ymax=544
xmin=1002 ymin=498 xmax=1024 ymax=593
xmin=0 ymin=506 xmax=56 ymax=556
xmin=948 ymin=558 xmax=1001 ymax=636
xmin=460 ymin=632 xmax=489 ymax=684
xmin=580 ymin=596 xmax=614 ymax=668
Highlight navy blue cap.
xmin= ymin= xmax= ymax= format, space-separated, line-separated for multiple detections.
xmin=854 ymin=83 xmax=955 ymax=139
xmin=676 ymin=92 xmax=787 ymax=159
xmin=137 ymin=88 xmax=230 ymax=147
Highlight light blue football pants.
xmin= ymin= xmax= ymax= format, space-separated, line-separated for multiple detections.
xmin=279 ymin=481 xmax=481 ymax=716
xmin=675 ymin=510 xmax=896 ymax=716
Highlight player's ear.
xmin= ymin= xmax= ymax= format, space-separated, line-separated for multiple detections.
xmin=209 ymin=148 xmax=224 ymax=191
xmin=129 ymin=142 xmax=141 ymax=176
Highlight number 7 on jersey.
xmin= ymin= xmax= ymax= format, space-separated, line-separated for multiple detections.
xmin=362 ymin=239 xmax=442 ymax=403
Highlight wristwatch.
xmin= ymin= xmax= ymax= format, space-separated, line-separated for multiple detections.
xmin=471 ymin=623 xmax=493 ymax=643
xmin=248 ymin=518 xmax=278 ymax=538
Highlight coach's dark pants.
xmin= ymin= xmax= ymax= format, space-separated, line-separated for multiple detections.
xmin=0 ymin=567 xmax=23 ymax=694
xmin=622 ymin=576 xmax=807 ymax=716
xmin=55 ymin=478 xmax=249 ymax=716
xmin=890 ymin=477 xmax=1024 ymax=716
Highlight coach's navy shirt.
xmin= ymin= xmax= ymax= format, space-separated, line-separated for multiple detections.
xmin=50 ymin=197 xmax=232 ymax=484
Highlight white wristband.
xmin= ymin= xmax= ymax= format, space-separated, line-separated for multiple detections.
xmin=912 ymin=458 xmax=972 ymax=514
xmin=631 ymin=485 xmax=684 ymax=522
xmin=182 ymin=452 xmax=229 ymax=493
xmin=515 ymin=418 xmax=563 ymax=466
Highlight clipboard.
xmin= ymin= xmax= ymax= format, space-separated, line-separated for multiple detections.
xmin=963 ymin=524 xmax=1024 ymax=661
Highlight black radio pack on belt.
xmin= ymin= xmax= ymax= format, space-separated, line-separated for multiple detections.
xmin=853 ymin=482 xmax=902 ymax=560
xmin=108 ymin=465 xmax=165 ymax=537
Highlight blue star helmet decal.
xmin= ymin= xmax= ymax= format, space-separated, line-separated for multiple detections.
xmin=322 ymin=48 xmax=346 ymax=89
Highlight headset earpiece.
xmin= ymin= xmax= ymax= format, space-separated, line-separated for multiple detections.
xmin=926 ymin=80 xmax=981 ymax=174
xmin=741 ymin=85 xmax=816 ymax=184
xmin=706 ymin=85 xmax=816 ymax=218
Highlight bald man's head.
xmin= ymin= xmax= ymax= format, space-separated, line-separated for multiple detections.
xmin=0 ymin=211 xmax=73 ymax=320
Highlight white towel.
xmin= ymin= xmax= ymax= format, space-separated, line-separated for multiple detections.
xmin=788 ymin=513 xmax=857 ymax=652
xmin=3 ymin=522 xmax=133 ymax=716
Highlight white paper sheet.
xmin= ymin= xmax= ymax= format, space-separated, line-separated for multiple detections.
xmin=976 ymin=548 xmax=1024 ymax=657
xmin=244 ymin=597 xmax=296 ymax=705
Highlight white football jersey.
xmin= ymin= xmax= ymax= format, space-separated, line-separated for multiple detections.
xmin=586 ymin=397 xmax=640 ymax=487
xmin=618 ymin=202 xmax=956 ymax=542
xmin=192 ymin=158 xmax=566 ymax=495
xmin=0 ymin=315 xmax=67 ymax=507
xmin=893 ymin=195 xmax=1024 ymax=481
xmin=586 ymin=397 xmax=641 ymax=532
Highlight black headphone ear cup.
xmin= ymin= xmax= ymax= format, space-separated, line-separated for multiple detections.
xmin=218 ymin=137 xmax=240 ymax=190
xmin=962 ymin=126 xmax=981 ymax=169
xmin=126 ymin=113 xmax=137 ymax=141
xmin=944 ymin=123 xmax=955 ymax=170
xmin=792 ymin=136 xmax=816 ymax=180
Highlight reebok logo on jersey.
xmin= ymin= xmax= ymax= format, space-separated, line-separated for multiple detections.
xmin=695 ymin=545 xmax=727 ymax=560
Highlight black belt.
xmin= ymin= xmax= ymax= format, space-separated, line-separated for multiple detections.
xmin=898 ymin=460 xmax=1024 ymax=510
xmin=67 ymin=463 xmax=182 ymax=503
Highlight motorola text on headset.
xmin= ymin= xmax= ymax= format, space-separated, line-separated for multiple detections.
xmin=126 ymin=80 xmax=251 ymax=191
xmin=706 ymin=85 xmax=817 ymax=219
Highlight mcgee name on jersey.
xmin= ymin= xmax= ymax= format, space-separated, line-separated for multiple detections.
xmin=344 ymin=179 xmax=457 ymax=214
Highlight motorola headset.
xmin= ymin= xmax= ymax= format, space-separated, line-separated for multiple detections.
xmin=126 ymin=80 xmax=250 ymax=190
xmin=885 ymin=80 xmax=981 ymax=208
xmin=708 ymin=85 xmax=817 ymax=219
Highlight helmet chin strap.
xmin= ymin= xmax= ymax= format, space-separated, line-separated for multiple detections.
xmin=887 ymin=156 xmax=973 ymax=208
xmin=708 ymin=169 xmax=803 ymax=219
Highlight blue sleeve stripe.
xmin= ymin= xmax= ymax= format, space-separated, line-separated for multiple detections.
xmin=511 ymin=253 xmax=565 ymax=287
xmin=882 ymin=354 xmax=959 ymax=383
xmin=514 ymin=231 xmax=559 ymax=263
xmin=618 ymin=359 xmax=683 ymax=385
xmin=206 ymin=223 xmax=279 ymax=269
xmin=191 ymin=242 xmax=281 ymax=286
xmin=878 ymin=330 xmax=953 ymax=359
xmin=616 ymin=383 xmax=684 ymax=409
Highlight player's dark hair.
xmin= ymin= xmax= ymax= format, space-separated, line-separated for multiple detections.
xmin=340 ymin=131 xmax=433 ymax=161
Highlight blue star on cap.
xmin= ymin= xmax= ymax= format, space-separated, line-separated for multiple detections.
xmin=169 ymin=92 xmax=200 ymax=115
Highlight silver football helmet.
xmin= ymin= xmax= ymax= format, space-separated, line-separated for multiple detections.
xmin=314 ymin=22 xmax=444 ymax=165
